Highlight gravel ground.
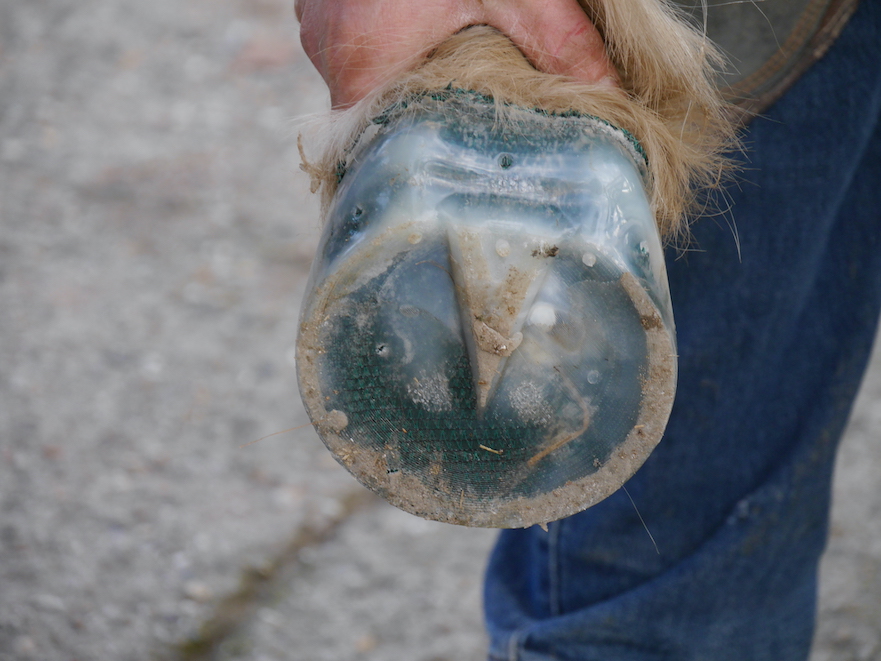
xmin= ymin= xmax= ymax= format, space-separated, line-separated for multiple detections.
xmin=0 ymin=1 xmax=878 ymax=660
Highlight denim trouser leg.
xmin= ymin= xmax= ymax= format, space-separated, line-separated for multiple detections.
xmin=484 ymin=1 xmax=881 ymax=659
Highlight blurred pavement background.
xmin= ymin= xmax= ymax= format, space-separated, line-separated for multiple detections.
xmin=0 ymin=1 xmax=878 ymax=660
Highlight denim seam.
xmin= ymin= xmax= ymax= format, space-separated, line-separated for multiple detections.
xmin=548 ymin=520 xmax=562 ymax=617
xmin=508 ymin=626 xmax=525 ymax=661
xmin=504 ymin=624 xmax=565 ymax=661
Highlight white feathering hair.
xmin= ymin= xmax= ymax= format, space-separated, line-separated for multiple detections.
xmin=298 ymin=0 xmax=738 ymax=242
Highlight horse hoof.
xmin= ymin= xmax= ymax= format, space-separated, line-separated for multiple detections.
xmin=296 ymin=93 xmax=677 ymax=528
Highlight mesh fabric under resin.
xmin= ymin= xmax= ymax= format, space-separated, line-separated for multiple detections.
xmin=316 ymin=237 xmax=647 ymax=500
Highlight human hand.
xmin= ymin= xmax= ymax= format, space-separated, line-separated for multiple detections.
xmin=295 ymin=0 xmax=618 ymax=108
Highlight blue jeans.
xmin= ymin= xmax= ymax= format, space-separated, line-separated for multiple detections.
xmin=484 ymin=1 xmax=881 ymax=659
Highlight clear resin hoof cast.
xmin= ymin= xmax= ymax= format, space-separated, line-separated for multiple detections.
xmin=296 ymin=93 xmax=677 ymax=528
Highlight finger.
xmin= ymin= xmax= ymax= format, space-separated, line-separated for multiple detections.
xmin=484 ymin=0 xmax=619 ymax=85
xmin=297 ymin=0 xmax=617 ymax=109
xmin=300 ymin=2 xmax=472 ymax=107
